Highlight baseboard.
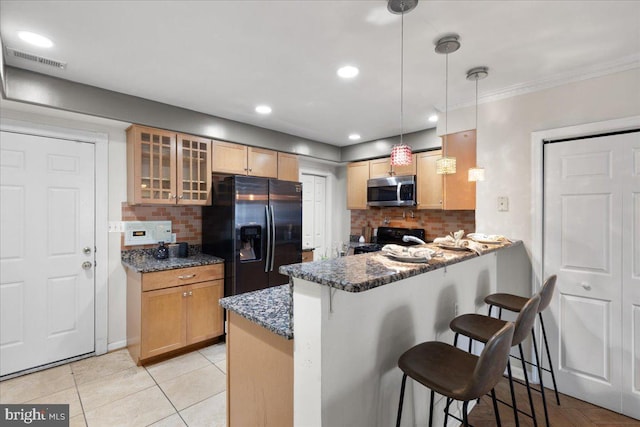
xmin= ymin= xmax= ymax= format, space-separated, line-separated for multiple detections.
xmin=107 ymin=340 xmax=127 ymax=352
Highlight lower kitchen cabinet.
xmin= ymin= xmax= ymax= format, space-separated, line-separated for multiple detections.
xmin=127 ymin=263 xmax=224 ymax=364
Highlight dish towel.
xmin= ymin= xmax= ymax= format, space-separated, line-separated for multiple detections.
xmin=467 ymin=233 xmax=512 ymax=243
xmin=381 ymin=244 xmax=435 ymax=260
xmin=460 ymin=240 xmax=487 ymax=255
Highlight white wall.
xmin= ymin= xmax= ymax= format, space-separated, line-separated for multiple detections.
xmin=0 ymin=99 xmax=130 ymax=349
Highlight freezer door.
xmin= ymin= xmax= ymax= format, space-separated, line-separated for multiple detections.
xmin=268 ymin=179 xmax=303 ymax=286
xmin=234 ymin=176 xmax=270 ymax=295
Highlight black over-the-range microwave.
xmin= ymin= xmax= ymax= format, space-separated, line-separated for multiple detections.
xmin=366 ymin=175 xmax=416 ymax=207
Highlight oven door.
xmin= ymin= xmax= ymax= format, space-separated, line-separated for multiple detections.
xmin=367 ymin=175 xmax=416 ymax=207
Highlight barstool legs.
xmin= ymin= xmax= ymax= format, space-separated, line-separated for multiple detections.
xmin=518 ymin=343 xmax=538 ymax=427
xmin=539 ymin=312 xmax=561 ymax=405
xmin=396 ymin=374 xmax=407 ymax=427
xmin=506 ymin=361 xmax=521 ymax=427
xmin=532 ymin=328 xmax=550 ymax=427
xmin=491 ymin=388 xmax=502 ymax=427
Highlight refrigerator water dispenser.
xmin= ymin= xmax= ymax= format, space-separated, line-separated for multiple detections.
xmin=239 ymin=225 xmax=261 ymax=262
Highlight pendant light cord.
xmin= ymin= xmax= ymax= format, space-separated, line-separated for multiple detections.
xmin=475 ymin=76 xmax=479 ymax=129
xmin=400 ymin=8 xmax=404 ymax=146
xmin=444 ymin=50 xmax=448 ymax=156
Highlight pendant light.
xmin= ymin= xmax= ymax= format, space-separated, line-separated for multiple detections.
xmin=388 ymin=0 xmax=418 ymax=167
xmin=435 ymin=34 xmax=460 ymax=175
xmin=466 ymin=66 xmax=488 ymax=182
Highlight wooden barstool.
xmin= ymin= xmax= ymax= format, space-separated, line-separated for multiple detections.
xmin=485 ymin=275 xmax=559 ymax=426
xmin=450 ymin=294 xmax=541 ymax=427
xmin=396 ymin=322 xmax=515 ymax=427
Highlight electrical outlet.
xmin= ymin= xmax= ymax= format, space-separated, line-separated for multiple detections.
xmin=497 ymin=196 xmax=509 ymax=212
xmin=108 ymin=221 xmax=124 ymax=232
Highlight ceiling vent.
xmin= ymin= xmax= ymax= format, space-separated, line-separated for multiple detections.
xmin=6 ymin=47 xmax=66 ymax=69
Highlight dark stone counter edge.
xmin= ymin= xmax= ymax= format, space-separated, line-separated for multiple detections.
xmin=219 ymin=303 xmax=293 ymax=340
xmin=280 ymin=241 xmax=522 ymax=293
xmin=121 ymin=255 xmax=224 ymax=273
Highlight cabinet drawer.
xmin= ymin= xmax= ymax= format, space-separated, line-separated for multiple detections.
xmin=142 ymin=264 xmax=224 ymax=291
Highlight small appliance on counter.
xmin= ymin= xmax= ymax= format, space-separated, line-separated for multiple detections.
xmin=353 ymin=226 xmax=427 ymax=255
xmin=154 ymin=241 xmax=169 ymax=259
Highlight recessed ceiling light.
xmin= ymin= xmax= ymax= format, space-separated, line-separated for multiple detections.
xmin=428 ymin=114 xmax=439 ymax=123
xmin=255 ymin=105 xmax=272 ymax=115
xmin=18 ymin=31 xmax=53 ymax=48
xmin=337 ymin=66 xmax=359 ymax=79
xmin=348 ymin=134 xmax=361 ymax=141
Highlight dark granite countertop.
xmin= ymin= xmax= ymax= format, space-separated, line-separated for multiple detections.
xmin=280 ymin=241 xmax=521 ymax=293
xmin=219 ymin=285 xmax=293 ymax=339
xmin=121 ymin=247 xmax=224 ymax=273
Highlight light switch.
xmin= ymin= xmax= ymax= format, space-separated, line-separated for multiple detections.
xmin=497 ymin=196 xmax=509 ymax=212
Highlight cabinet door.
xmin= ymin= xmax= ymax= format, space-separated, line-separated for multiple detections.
xmin=177 ymin=134 xmax=212 ymax=205
xmin=127 ymin=125 xmax=176 ymax=204
xmin=392 ymin=154 xmax=417 ymax=176
xmin=347 ymin=161 xmax=369 ymax=210
xmin=369 ymin=158 xmax=392 ymax=179
xmin=140 ymin=286 xmax=187 ymax=359
xmin=442 ymin=129 xmax=476 ymax=210
xmin=186 ymin=280 xmax=224 ymax=344
xmin=212 ymin=141 xmax=248 ymax=174
xmin=416 ymin=150 xmax=443 ymax=210
xmin=248 ymin=147 xmax=278 ymax=178
xmin=277 ymin=152 xmax=299 ymax=182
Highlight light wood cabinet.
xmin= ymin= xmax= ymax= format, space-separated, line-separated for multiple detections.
xmin=301 ymin=249 xmax=314 ymax=263
xmin=277 ymin=152 xmax=300 ymax=182
xmin=369 ymin=155 xmax=417 ymax=179
xmin=211 ymin=141 xmax=280 ymax=178
xmin=347 ymin=160 xmax=370 ymax=210
xmin=416 ymin=129 xmax=476 ymax=210
xmin=127 ymin=263 xmax=224 ymax=364
xmin=126 ymin=125 xmax=212 ymax=205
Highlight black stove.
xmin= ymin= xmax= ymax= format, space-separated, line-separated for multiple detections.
xmin=353 ymin=227 xmax=426 ymax=255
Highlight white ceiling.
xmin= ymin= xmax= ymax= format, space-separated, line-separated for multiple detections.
xmin=1 ymin=1 xmax=639 ymax=147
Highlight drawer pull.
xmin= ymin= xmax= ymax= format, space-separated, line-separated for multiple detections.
xmin=178 ymin=274 xmax=196 ymax=280
xmin=183 ymin=292 xmax=188 ymax=297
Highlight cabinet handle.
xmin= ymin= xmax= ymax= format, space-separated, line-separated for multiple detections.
xmin=249 ymin=168 xmax=253 ymax=172
xmin=178 ymin=274 xmax=196 ymax=279
xmin=183 ymin=292 xmax=188 ymax=297
xmin=188 ymin=291 xmax=193 ymax=296
xmin=178 ymin=195 xmax=184 ymax=199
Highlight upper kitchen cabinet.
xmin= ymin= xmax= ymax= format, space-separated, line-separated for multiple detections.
xmin=347 ymin=160 xmax=369 ymax=210
xmin=211 ymin=141 xmax=278 ymax=178
xmin=416 ymin=129 xmax=476 ymax=210
xmin=126 ymin=125 xmax=212 ymax=205
xmin=369 ymin=155 xmax=417 ymax=179
xmin=277 ymin=152 xmax=300 ymax=182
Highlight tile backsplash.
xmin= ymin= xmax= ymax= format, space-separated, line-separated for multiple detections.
xmin=121 ymin=203 xmax=202 ymax=249
xmin=350 ymin=207 xmax=475 ymax=242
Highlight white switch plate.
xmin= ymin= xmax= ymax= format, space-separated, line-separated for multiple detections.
xmin=497 ymin=196 xmax=509 ymax=212
xmin=108 ymin=221 xmax=124 ymax=233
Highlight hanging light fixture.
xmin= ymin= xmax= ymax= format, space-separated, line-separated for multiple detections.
xmin=466 ymin=66 xmax=488 ymax=182
xmin=388 ymin=0 xmax=418 ymax=166
xmin=435 ymin=34 xmax=460 ymax=175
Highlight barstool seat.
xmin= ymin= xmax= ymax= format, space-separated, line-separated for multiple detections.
xmin=485 ymin=293 xmax=529 ymax=312
xmin=396 ymin=322 xmax=515 ymax=427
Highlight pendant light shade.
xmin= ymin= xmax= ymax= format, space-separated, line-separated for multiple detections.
xmin=390 ymin=143 xmax=412 ymax=166
xmin=435 ymin=34 xmax=460 ymax=175
xmin=466 ymin=66 xmax=488 ymax=182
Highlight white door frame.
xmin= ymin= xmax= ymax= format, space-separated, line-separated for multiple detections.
xmin=530 ymin=115 xmax=640 ymax=289
xmin=0 ymin=117 xmax=109 ymax=356
xmin=300 ymin=167 xmax=335 ymax=259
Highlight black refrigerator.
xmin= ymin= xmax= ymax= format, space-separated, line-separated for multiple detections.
xmin=202 ymin=175 xmax=302 ymax=296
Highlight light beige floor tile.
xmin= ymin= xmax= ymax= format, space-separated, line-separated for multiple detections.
xmin=214 ymin=360 xmax=226 ymax=374
xmin=69 ymin=414 xmax=87 ymax=427
xmin=84 ymin=386 xmax=174 ymax=427
xmin=149 ymin=413 xmax=188 ymax=427
xmin=71 ymin=349 xmax=136 ymax=385
xmin=159 ymin=365 xmax=226 ymax=411
xmin=77 ymin=366 xmax=155 ymax=411
xmin=180 ymin=391 xmax=226 ymax=427
xmin=0 ymin=364 xmax=75 ymax=403
xmin=145 ymin=351 xmax=210 ymax=384
xmin=27 ymin=386 xmax=83 ymax=418
xmin=198 ymin=343 xmax=226 ymax=363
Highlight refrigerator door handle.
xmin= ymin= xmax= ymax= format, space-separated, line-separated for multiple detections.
xmin=270 ymin=205 xmax=276 ymax=271
xmin=265 ymin=205 xmax=271 ymax=273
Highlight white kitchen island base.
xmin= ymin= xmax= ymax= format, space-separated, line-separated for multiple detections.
xmin=292 ymin=252 xmax=499 ymax=427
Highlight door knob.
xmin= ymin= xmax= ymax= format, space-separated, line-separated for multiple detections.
xmin=82 ymin=261 xmax=93 ymax=270
xmin=581 ymin=282 xmax=591 ymax=290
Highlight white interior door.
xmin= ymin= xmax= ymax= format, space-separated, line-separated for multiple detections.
xmin=0 ymin=131 xmax=95 ymax=376
xmin=301 ymin=174 xmax=326 ymax=260
xmin=543 ymin=131 xmax=639 ymax=416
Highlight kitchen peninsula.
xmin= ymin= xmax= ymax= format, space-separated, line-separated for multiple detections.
xmin=221 ymin=240 xmax=521 ymax=427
